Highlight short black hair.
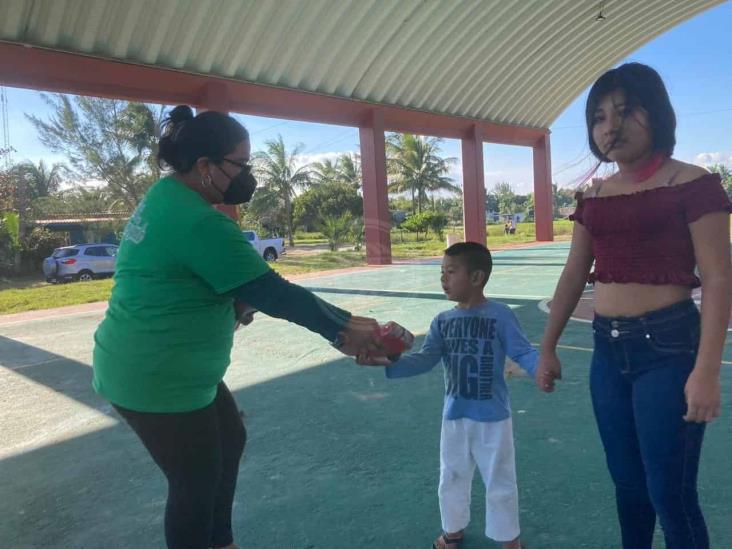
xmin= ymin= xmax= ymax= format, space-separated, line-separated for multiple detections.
xmin=157 ymin=105 xmax=249 ymax=173
xmin=444 ymin=241 xmax=493 ymax=287
xmin=586 ymin=62 xmax=676 ymax=162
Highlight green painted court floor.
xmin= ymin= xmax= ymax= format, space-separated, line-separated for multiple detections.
xmin=1 ymin=242 xmax=730 ymax=548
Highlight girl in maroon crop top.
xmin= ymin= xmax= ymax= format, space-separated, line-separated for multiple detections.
xmin=536 ymin=63 xmax=731 ymax=549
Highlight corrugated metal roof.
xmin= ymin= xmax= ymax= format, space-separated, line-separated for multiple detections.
xmin=0 ymin=0 xmax=723 ymax=129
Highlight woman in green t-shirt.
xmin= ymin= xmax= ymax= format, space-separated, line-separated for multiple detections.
xmin=93 ymin=105 xmax=388 ymax=549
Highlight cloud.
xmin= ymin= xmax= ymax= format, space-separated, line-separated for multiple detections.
xmin=448 ymin=164 xmax=463 ymax=183
xmin=485 ymin=168 xmax=534 ymax=194
xmin=295 ymin=150 xmax=358 ymax=170
xmin=447 ymin=165 xmax=535 ymax=193
xmin=694 ymin=152 xmax=732 ymax=168
xmin=58 ymin=178 xmax=106 ymax=191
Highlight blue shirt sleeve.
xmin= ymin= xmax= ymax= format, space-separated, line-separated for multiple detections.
xmin=385 ymin=317 xmax=444 ymax=379
xmin=499 ymin=307 xmax=538 ymax=378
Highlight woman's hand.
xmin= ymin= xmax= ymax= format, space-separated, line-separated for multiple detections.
xmin=233 ymin=301 xmax=256 ymax=331
xmin=684 ymin=366 xmax=721 ymax=423
xmin=234 ymin=312 xmax=255 ymax=331
xmin=337 ymin=316 xmax=385 ymax=357
xmin=355 ymin=353 xmax=394 ymax=366
xmin=536 ymin=348 xmax=562 ymax=392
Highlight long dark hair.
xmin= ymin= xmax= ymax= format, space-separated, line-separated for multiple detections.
xmin=586 ymin=63 xmax=676 ymax=162
xmin=157 ymin=105 xmax=249 ymax=173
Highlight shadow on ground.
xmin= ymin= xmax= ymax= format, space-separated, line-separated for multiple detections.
xmin=1 ymin=295 xmax=731 ymax=548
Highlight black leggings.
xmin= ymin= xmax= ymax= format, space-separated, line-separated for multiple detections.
xmin=114 ymin=383 xmax=246 ymax=549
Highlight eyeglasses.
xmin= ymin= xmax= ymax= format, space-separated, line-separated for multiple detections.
xmin=221 ymin=158 xmax=252 ymax=172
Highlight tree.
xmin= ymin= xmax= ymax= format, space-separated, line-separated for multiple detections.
xmin=0 ymin=147 xmax=16 ymax=212
xmin=336 ymin=152 xmax=361 ymax=189
xmin=485 ymin=192 xmax=499 ymax=217
xmin=434 ymin=196 xmax=463 ymax=225
xmin=310 ymin=153 xmax=362 ymax=189
xmin=552 ymin=183 xmax=576 ymax=218
xmin=253 ymin=135 xmax=311 ymax=246
xmin=0 ymin=213 xmax=20 ymax=271
xmin=513 ymin=195 xmax=528 ymax=214
xmin=310 ymin=158 xmax=339 ymax=186
xmin=0 ymin=148 xmax=21 ymax=271
xmin=30 ymin=185 xmax=123 ymax=219
xmin=708 ymin=164 xmax=732 ymax=198
xmin=351 ymin=217 xmax=364 ymax=251
xmin=11 ymin=160 xmax=64 ymax=201
xmin=524 ymin=192 xmax=535 ymax=221
xmin=423 ymin=210 xmax=448 ymax=240
xmin=319 ymin=213 xmax=354 ymax=252
xmin=26 ymin=95 xmax=163 ymax=209
xmin=386 ymin=133 xmax=458 ymax=213
xmin=491 ymin=182 xmax=517 ymax=215
xmin=19 ymin=227 xmax=67 ymax=272
xmin=292 ymin=181 xmax=363 ymax=232
xmin=243 ymin=184 xmax=287 ymax=236
xmin=401 ymin=211 xmax=431 ymax=241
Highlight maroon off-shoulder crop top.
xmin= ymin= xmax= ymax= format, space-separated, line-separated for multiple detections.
xmin=570 ymin=173 xmax=731 ymax=288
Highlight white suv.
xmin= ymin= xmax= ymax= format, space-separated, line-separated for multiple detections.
xmin=42 ymin=244 xmax=119 ymax=283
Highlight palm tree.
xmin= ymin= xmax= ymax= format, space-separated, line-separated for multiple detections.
xmin=27 ymin=96 xmax=162 ymax=210
xmin=8 ymin=160 xmax=66 ymax=269
xmin=31 ymin=185 xmax=116 ymax=217
xmin=12 ymin=159 xmax=64 ymax=201
xmin=386 ymin=134 xmax=458 ymax=213
xmin=318 ymin=213 xmax=354 ymax=251
xmin=253 ymin=135 xmax=311 ymax=246
xmin=310 ymin=158 xmax=339 ymax=185
xmin=336 ymin=152 xmax=361 ymax=189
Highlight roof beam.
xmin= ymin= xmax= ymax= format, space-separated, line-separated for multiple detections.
xmin=0 ymin=41 xmax=547 ymax=146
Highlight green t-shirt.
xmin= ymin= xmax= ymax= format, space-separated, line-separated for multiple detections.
xmin=92 ymin=176 xmax=270 ymax=412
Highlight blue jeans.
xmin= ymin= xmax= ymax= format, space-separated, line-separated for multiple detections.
xmin=590 ymin=299 xmax=708 ymax=549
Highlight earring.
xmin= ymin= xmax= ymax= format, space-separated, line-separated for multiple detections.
xmin=201 ymin=174 xmax=212 ymax=188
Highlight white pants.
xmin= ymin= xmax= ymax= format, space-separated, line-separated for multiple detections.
xmin=439 ymin=417 xmax=520 ymax=542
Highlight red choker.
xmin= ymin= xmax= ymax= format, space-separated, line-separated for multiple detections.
xmin=631 ymin=153 xmax=665 ymax=183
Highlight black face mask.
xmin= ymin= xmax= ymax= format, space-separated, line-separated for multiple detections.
xmin=217 ymin=163 xmax=258 ymax=204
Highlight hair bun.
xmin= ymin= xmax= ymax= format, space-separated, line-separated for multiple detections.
xmin=168 ymin=105 xmax=194 ymax=124
xmin=161 ymin=105 xmax=195 ymax=139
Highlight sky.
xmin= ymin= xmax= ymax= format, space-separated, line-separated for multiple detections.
xmin=2 ymin=1 xmax=731 ymax=195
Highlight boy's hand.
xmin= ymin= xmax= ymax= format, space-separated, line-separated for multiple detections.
xmin=536 ymin=349 xmax=562 ymax=392
xmin=355 ymin=320 xmax=413 ymax=366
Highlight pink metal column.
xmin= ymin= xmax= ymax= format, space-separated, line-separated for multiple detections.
xmin=461 ymin=125 xmax=487 ymax=245
xmin=359 ymin=110 xmax=392 ymax=265
xmin=197 ymin=82 xmax=239 ymax=221
xmin=533 ymin=133 xmax=553 ymax=241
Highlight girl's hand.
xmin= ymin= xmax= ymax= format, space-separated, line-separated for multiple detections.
xmin=684 ymin=367 xmax=721 ymax=423
xmin=536 ymin=349 xmax=562 ymax=392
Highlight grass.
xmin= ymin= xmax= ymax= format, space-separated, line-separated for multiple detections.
xmin=0 ymin=253 xmax=368 ymax=315
xmin=292 ymin=231 xmax=328 ymax=245
xmin=272 ymin=251 xmax=366 ymax=277
xmin=390 ymin=219 xmax=573 ymax=259
xmin=0 ymin=221 xmax=572 ymax=315
xmin=0 ymin=277 xmax=115 ymax=315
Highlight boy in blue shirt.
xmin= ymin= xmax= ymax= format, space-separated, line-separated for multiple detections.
xmin=359 ymin=242 xmax=536 ymax=549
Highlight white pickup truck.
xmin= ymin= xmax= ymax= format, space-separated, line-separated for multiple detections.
xmin=242 ymin=230 xmax=286 ymax=261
